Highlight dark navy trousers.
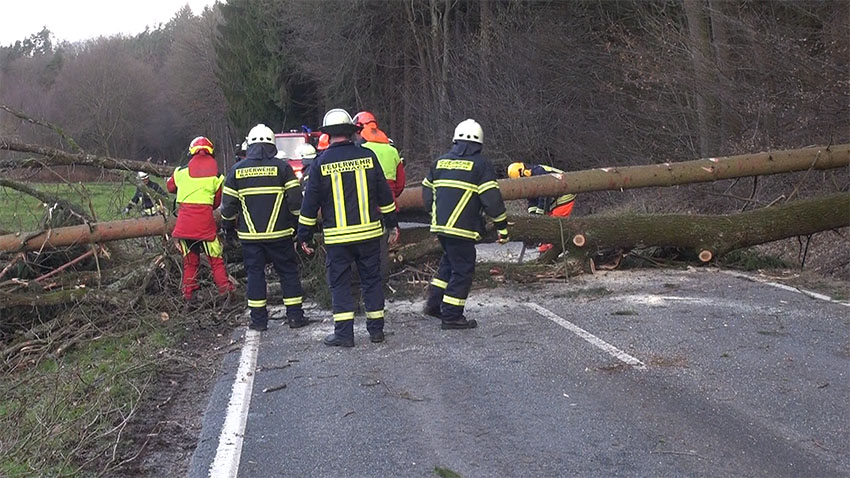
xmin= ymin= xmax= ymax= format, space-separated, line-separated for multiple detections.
xmin=242 ymin=238 xmax=304 ymax=326
xmin=426 ymin=235 xmax=476 ymax=320
xmin=326 ymin=239 xmax=385 ymax=339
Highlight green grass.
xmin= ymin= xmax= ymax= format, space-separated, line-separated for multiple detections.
xmin=0 ymin=315 xmax=181 ymax=477
xmin=0 ymin=182 xmax=145 ymax=231
xmin=720 ymin=248 xmax=792 ymax=271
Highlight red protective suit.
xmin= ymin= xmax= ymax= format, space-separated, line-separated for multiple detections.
xmin=167 ymin=152 xmax=232 ymax=299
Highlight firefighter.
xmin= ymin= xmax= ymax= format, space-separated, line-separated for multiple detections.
xmin=423 ymin=119 xmax=509 ymax=330
xmin=234 ymin=141 xmax=247 ymax=162
xmin=353 ymin=111 xmax=405 ymax=201
xmin=123 ymin=171 xmax=166 ymax=216
xmin=507 ymin=162 xmax=577 ymax=252
xmin=317 ymin=133 xmax=330 ymax=152
xmin=220 ymin=124 xmax=309 ymax=332
xmin=354 ymin=111 xmax=405 ymax=285
xmin=297 ymin=108 xmax=400 ymax=347
xmin=296 ymin=143 xmax=317 ymax=184
xmin=167 ymin=136 xmax=234 ymax=305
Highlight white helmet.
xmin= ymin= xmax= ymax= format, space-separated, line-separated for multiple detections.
xmin=296 ymin=143 xmax=317 ymax=160
xmin=321 ymin=108 xmax=359 ymax=135
xmin=137 ymin=171 xmax=150 ymax=180
xmin=246 ymin=124 xmax=275 ymax=145
xmin=452 ymin=119 xmax=484 ymax=144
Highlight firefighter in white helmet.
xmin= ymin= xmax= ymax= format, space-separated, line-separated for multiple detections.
xmin=297 ymin=108 xmax=400 ymax=347
xmin=422 ymin=119 xmax=508 ymax=330
xmin=123 ymin=171 xmax=167 ymax=216
xmin=220 ymin=124 xmax=309 ymax=332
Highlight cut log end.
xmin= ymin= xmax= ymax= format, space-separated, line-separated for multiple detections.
xmin=698 ymin=250 xmax=713 ymax=262
xmin=572 ymin=234 xmax=586 ymax=247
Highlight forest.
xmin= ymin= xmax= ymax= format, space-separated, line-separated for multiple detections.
xmin=2 ymin=0 xmax=847 ymax=180
xmin=0 ymin=2 xmax=848 ymax=475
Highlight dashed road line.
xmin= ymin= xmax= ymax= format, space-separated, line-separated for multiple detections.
xmin=209 ymin=329 xmax=260 ymax=478
xmin=526 ymin=302 xmax=646 ymax=369
xmin=720 ymin=270 xmax=850 ymax=307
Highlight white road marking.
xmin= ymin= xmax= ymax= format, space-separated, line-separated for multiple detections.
xmin=720 ymin=270 xmax=850 ymax=307
xmin=209 ymin=329 xmax=261 ymax=478
xmin=526 ymin=302 xmax=646 ymax=369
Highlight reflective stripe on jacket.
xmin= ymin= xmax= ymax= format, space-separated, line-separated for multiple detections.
xmin=297 ymin=141 xmax=398 ymax=245
xmin=220 ymin=146 xmax=302 ymax=242
xmin=422 ymin=141 xmax=508 ymax=242
xmin=527 ymin=164 xmax=576 ymax=214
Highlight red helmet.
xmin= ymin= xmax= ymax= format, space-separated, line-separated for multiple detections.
xmin=189 ymin=136 xmax=214 ymax=156
xmin=353 ymin=111 xmax=377 ymax=128
xmin=317 ymin=133 xmax=330 ymax=151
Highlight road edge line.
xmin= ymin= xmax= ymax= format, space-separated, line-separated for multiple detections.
xmin=719 ymin=270 xmax=850 ymax=307
xmin=525 ymin=302 xmax=646 ymax=370
xmin=208 ymin=329 xmax=261 ymax=478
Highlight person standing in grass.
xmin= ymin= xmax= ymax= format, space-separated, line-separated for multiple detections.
xmin=167 ymin=136 xmax=234 ymax=306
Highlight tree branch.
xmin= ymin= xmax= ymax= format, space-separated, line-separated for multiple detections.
xmin=0 ymin=104 xmax=84 ymax=153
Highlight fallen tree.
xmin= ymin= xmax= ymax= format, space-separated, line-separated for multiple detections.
xmin=397 ymin=144 xmax=849 ymax=210
xmin=506 ymin=192 xmax=850 ymax=262
xmin=0 ymin=137 xmax=173 ymax=177
xmin=0 ymin=216 xmax=175 ymax=252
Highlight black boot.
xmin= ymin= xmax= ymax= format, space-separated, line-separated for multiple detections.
xmin=288 ymin=315 xmax=310 ymax=329
xmin=423 ymin=302 xmax=442 ymax=318
xmin=369 ymin=331 xmax=385 ymax=343
xmin=441 ymin=316 xmax=478 ymax=330
xmin=323 ymin=333 xmax=354 ymax=347
xmin=249 ymin=321 xmax=268 ymax=332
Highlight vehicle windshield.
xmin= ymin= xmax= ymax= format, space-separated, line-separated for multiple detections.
xmin=274 ymin=136 xmax=306 ymax=160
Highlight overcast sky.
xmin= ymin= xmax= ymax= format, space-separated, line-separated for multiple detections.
xmin=2 ymin=0 xmax=219 ymax=46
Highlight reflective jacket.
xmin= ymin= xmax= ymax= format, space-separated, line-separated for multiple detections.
xmin=220 ymin=143 xmax=302 ymax=242
xmin=167 ymin=152 xmax=223 ymax=241
xmin=362 ymin=141 xmax=405 ymax=200
xmin=526 ymin=164 xmax=576 ymax=214
xmin=422 ymin=141 xmax=508 ymax=241
xmin=297 ymin=140 xmax=398 ymax=246
xmin=129 ymin=181 xmax=166 ymax=213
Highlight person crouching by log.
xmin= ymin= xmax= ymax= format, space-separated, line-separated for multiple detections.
xmin=220 ymin=124 xmax=310 ymax=332
xmin=167 ymin=136 xmax=235 ymax=308
xmin=507 ymin=162 xmax=576 ymax=253
xmin=422 ymin=119 xmax=509 ymax=330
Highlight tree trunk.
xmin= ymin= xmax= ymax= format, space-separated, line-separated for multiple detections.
xmin=506 ymin=192 xmax=849 ymax=260
xmin=396 ymin=144 xmax=849 ymax=210
xmin=0 ymin=215 xmax=175 ymax=252
xmin=684 ymin=0 xmax=719 ymax=156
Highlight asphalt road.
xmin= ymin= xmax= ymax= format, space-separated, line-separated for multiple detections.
xmin=188 ymin=268 xmax=849 ymax=478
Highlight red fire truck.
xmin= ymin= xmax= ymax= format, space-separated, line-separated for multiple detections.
xmin=274 ymin=130 xmax=321 ymax=180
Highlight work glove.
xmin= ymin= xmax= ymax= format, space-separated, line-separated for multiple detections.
xmin=299 ymin=239 xmax=315 ymax=256
xmin=121 ymin=207 xmax=130 ymax=216
xmin=388 ymin=226 xmax=401 ymax=246
xmin=497 ymin=229 xmax=510 ymax=244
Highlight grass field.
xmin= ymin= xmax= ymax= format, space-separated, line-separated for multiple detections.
xmin=0 ymin=182 xmax=162 ymax=231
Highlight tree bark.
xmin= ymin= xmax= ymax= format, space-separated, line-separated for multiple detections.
xmin=684 ymin=0 xmax=719 ymax=156
xmin=0 ymin=138 xmax=173 ymax=177
xmin=0 ymin=215 xmax=175 ymax=253
xmin=506 ymin=192 xmax=849 ymax=260
xmin=396 ymin=144 xmax=849 ymax=210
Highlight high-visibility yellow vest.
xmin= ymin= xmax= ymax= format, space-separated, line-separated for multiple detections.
xmin=173 ymin=167 xmax=224 ymax=205
xmin=362 ymin=142 xmax=401 ymax=181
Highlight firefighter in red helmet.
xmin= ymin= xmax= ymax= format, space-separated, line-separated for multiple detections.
xmin=167 ymin=136 xmax=235 ymax=306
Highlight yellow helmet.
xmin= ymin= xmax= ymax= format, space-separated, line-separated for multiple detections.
xmin=507 ymin=162 xmax=526 ymax=179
